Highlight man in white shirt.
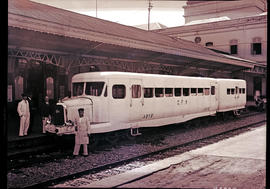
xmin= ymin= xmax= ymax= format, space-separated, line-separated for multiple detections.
xmin=17 ymin=93 xmax=30 ymax=136
xmin=73 ymin=108 xmax=91 ymax=156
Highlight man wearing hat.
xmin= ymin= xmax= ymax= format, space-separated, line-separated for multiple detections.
xmin=73 ymin=108 xmax=91 ymax=156
xmin=17 ymin=93 xmax=30 ymax=136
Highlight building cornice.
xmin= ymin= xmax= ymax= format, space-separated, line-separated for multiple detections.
xmin=157 ymin=14 xmax=267 ymax=35
xmin=183 ymin=0 xmax=266 ymax=17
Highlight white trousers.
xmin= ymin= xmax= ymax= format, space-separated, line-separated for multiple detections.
xmin=73 ymin=144 xmax=88 ymax=156
xmin=42 ymin=117 xmax=49 ymax=133
xmin=19 ymin=115 xmax=30 ymax=136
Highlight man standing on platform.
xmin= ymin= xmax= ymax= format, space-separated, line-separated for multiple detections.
xmin=17 ymin=93 xmax=30 ymax=136
xmin=73 ymin=108 xmax=91 ymax=157
xmin=40 ymin=96 xmax=52 ymax=134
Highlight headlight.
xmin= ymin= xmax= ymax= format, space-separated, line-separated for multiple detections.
xmin=65 ymin=120 xmax=74 ymax=126
xmin=46 ymin=120 xmax=51 ymax=124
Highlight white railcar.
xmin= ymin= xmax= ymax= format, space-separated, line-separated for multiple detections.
xmin=45 ymin=72 xmax=246 ymax=136
xmin=216 ymin=79 xmax=246 ymax=113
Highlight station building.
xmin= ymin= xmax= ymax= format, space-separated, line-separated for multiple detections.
xmin=155 ymin=0 xmax=267 ymax=100
xmin=8 ymin=0 xmax=263 ymax=115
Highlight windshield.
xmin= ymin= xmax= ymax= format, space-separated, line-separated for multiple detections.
xmin=85 ymin=82 xmax=105 ymax=96
xmin=73 ymin=82 xmax=84 ymax=96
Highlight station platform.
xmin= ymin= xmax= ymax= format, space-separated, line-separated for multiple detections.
xmin=7 ymin=112 xmax=46 ymax=142
xmin=86 ymin=124 xmax=266 ymax=188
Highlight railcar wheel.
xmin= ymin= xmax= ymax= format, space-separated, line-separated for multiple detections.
xmin=125 ymin=130 xmax=136 ymax=141
xmin=184 ymin=121 xmax=191 ymax=129
xmin=105 ymin=132 xmax=119 ymax=145
xmin=89 ymin=136 xmax=99 ymax=149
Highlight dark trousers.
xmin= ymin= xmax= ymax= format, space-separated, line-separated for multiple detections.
xmin=28 ymin=111 xmax=34 ymax=133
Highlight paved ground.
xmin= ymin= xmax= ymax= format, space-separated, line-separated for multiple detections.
xmin=87 ymin=125 xmax=266 ymax=188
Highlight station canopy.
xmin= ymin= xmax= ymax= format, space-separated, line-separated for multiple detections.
xmin=8 ymin=0 xmax=256 ymax=72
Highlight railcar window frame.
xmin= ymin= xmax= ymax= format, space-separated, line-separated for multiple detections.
xmin=198 ymin=88 xmax=203 ymax=96
xmin=211 ymin=86 xmax=215 ymax=95
xmin=72 ymin=82 xmax=84 ymax=96
xmin=85 ymin=82 xmax=105 ymax=96
xmin=112 ymin=84 xmax=126 ymax=99
xmin=227 ymin=88 xmax=231 ymax=95
xmin=155 ymin=88 xmax=164 ymax=98
xmin=144 ymin=88 xmax=154 ymax=98
xmin=131 ymin=85 xmax=141 ymax=98
xmin=174 ymin=88 xmax=182 ymax=97
xmin=183 ymin=88 xmax=190 ymax=96
xmin=204 ymin=88 xmax=210 ymax=96
xmin=165 ymin=88 xmax=173 ymax=97
xmin=231 ymin=88 xmax=235 ymax=95
xmin=191 ymin=88 xmax=197 ymax=96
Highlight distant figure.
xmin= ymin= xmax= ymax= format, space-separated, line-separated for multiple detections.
xmin=40 ymin=96 xmax=52 ymax=133
xmin=27 ymin=93 xmax=34 ymax=134
xmin=255 ymin=96 xmax=265 ymax=112
xmin=17 ymin=93 xmax=30 ymax=136
xmin=73 ymin=108 xmax=91 ymax=157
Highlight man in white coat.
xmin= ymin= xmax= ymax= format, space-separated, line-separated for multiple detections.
xmin=73 ymin=108 xmax=91 ymax=156
xmin=17 ymin=93 xmax=30 ymax=136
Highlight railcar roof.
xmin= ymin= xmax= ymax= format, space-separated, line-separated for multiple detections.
xmin=72 ymin=72 xmax=215 ymax=81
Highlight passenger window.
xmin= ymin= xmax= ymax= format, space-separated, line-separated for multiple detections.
xmin=242 ymin=88 xmax=245 ymax=94
xmin=132 ymin=85 xmax=141 ymax=98
xmin=73 ymin=82 xmax=84 ymax=96
xmin=144 ymin=88 xmax=153 ymax=98
xmin=112 ymin=85 xmax=126 ymax=99
xmin=191 ymin=88 xmax=197 ymax=95
xmin=183 ymin=88 xmax=190 ymax=96
xmin=174 ymin=88 xmax=182 ymax=96
xmin=198 ymin=88 xmax=203 ymax=95
xmin=155 ymin=88 xmax=164 ymax=97
xmin=204 ymin=88 xmax=210 ymax=95
xmin=231 ymin=88 xmax=235 ymax=94
xmin=227 ymin=88 xmax=231 ymax=95
xmin=165 ymin=88 xmax=173 ymax=97
xmin=85 ymin=82 xmax=105 ymax=96
xmin=211 ymin=86 xmax=215 ymax=95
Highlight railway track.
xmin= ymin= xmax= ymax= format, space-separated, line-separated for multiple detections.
xmin=52 ymin=120 xmax=266 ymax=188
xmin=8 ymin=111 xmax=265 ymax=189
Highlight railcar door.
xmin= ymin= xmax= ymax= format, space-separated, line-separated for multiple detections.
xmin=209 ymin=82 xmax=218 ymax=112
xmin=234 ymin=85 xmax=240 ymax=107
xmin=129 ymin=79 xmax=144 ymax=122
xmin=109 ymin=79 xmax=129 ymax=123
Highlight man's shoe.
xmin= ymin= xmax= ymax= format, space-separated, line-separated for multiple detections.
xmin=69 ymin=155 xmax=78 ymax=159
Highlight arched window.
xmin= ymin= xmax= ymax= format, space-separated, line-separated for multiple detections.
xmin=14 ymin=76 xmax=24 ymax=100
xmin=230 ymin=39 xmax=238 ymax=55
xmin=251 ymin=37 xmax=262 ymax=55
xmin=46 ymin=77 xmax=54 ymax=99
